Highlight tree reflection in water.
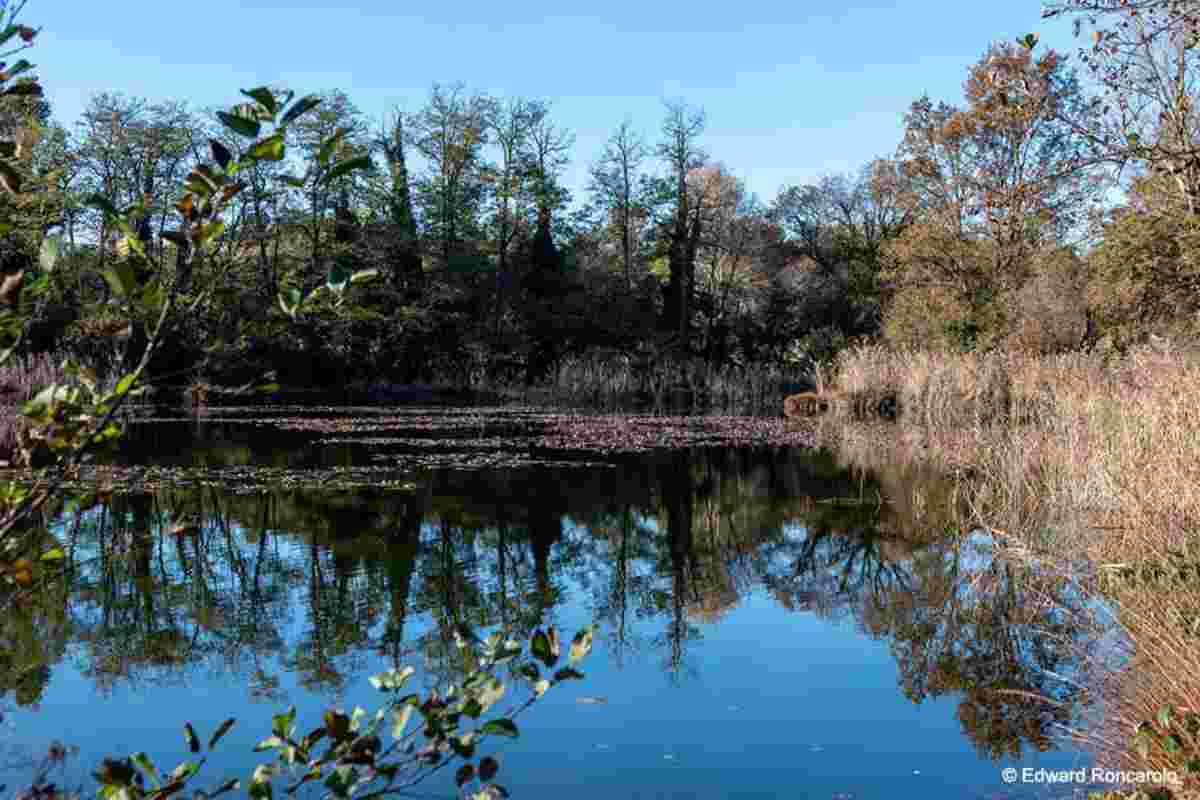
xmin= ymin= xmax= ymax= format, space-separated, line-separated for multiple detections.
xmin=0 ymin=438 xmax=1098 ymax=765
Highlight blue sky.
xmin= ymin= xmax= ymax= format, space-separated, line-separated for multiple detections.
xmin=25 ymin=0 xmax=1080 ymax=210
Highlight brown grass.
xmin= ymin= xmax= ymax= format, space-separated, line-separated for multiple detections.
xmin=0 ymin=353 xmax=70 ymax=465
xmin=525 ymin=351 xmax=811 ymax=408
xmin=0 ymin=352 xmax=68 ymax=405
xmin=831 ymin=339 xmax=1200 ymax=793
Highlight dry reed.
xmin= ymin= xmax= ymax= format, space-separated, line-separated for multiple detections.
xmin=831 ymin=340 xmax=1200 ymax=794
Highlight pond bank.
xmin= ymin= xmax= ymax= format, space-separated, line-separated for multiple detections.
xmin=822 ymin=341 xmax=1200 ymax=796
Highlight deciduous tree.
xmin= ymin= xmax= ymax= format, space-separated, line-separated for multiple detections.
xmin=882 ymin=39 xmax=1098 ymax=348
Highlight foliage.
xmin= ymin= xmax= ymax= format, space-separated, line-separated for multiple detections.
xmin=1086 ymin=180 xmax=1200 ymax=347
xmin=88 ymin=625 xmax=596 ymax=800
xmin=881 ymin=37 xmax=1099 ymax=350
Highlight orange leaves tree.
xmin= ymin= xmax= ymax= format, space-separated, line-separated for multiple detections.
xmin=880 ymin=38 xmax=1100 ymax=350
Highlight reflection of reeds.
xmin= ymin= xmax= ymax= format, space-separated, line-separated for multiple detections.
xmin=831 ymin=341 xmax=1200 ymax=792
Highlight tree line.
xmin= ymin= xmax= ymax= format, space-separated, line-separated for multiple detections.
xmin=3 ymin=1 xmax=1198 ymax=393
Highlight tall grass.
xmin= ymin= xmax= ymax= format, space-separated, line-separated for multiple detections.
xmin=0 ymin=352 xmax=68 ymax=404
xmin=0 ymin=352 xmax=70 ymax=463
xmin=831 ymin=340 xmax=1200 ymax=791
xmin=518 ymin=351 xmax=813 ymax=409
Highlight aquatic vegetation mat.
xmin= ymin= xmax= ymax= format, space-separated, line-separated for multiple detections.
xmin=0 ymin=406 xmax=818 ymax=491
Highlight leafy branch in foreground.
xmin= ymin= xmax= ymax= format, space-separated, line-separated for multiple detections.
xmin=90 ymin=625 xmax=597 ymax=800
xmin=0 ymin=4 xmax=377 ymax=559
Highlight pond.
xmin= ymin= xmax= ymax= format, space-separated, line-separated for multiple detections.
xmin=1 ymin=404 xmax=1104 ymax=798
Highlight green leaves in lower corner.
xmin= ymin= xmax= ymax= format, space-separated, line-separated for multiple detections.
xmin=480 ymin=719 xmax=519 ymax=739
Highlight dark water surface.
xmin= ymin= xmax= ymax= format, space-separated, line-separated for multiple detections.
xmin=1 ymin=405 xmax=1100 ymax=798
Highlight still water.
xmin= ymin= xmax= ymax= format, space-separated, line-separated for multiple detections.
xmin=1 ymin=405 xmax=1100 ymax=798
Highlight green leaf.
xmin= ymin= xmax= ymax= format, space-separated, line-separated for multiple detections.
xmin=369 ymin=666 xmax=415 ymax=691
xmin=1166 ymin=734 xmax=1184 ymax=753
xmin=4 ymin=59 xmax=34 ymax=80
xmin=183 ymin=722 xmax=201 ymax=753
xmin=449 ymin=733 xmax=477 ymax=760
xmin=456 ymin=763 xmax=475 ymax=787
xmin=321 ymin=156 xmax=373 ymax=185
xmin=140 ymin=279 xmax=163 ymax=312
xmin=318 ymin=128 xmax=347 ymax=167
xmin=531 ymin=630 xmax=556 ymax=668
xmin=349 ymin=269 xmax=379 ymax=285
xmin=0 ymin=25 xmax=18 ymax=49
xmin=240 ymin=87 xmax=278 ymax=116
xmin=209 ymin=139 xmax=233 ymax=170
xmin=115 ymin=373 xmax=137 ymax=397
xmin=324 ymin=765 xmax=356 ymax=798
xmin=518 ymin=664 xmax=539 ymax=682
xmin=272 ymin=706 xmax=296 ymax=738
xmin=85 ymin=194 xmax=120 ymax=219
xmin=217 ymin=110 xmax=260 ymax=139
xmin=39 ymin=547 xmax=65 ymax=561
xmin=253 ymin=735 xmax=285 ymax=752
xmin=209 ymin=718 xmax=236 ymax=749
xmin=479 ymin=756 xmax=499 ymax=782
xmin=248 ymin=765 xmax=274 ymax=800
xmin=279 ymin=94 xmax=322 ymax=129
xmin=38 ymin=236 xmax=58 ymax=273
xmin=480 ymin=719 xmax=519 ymax=739
xmin=246 ymin=133 xmax=285 ymax=163
xmin=276 ymin=174 xmax=307 ymax=188
xmin=568 ymin=627 xmax=594 ymax=665
xmin=102 ymin=263 xmax=136 ymax=299
xmin=130 ymin=752 xmax=160 ymax=787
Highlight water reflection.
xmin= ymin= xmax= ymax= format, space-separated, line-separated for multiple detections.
xmin=0 ymin=412 xmax=1099 ymax=792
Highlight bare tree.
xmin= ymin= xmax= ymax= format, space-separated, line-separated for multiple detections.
xmin=410 ymin=83 xmax=496 ymax=265
xmin=656 ymin=100 xmax=708 ymax=344
xmin=589 ymin=118 xmax=649 ymax=290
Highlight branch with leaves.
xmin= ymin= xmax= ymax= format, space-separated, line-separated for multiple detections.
xmin=89 ymin=625 xmax=597 ymax=800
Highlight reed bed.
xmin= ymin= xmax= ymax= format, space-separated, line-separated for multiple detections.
xmin=523 ymin=351 xmax=812 ymax=409
xmin=0 ymin=352 xmax=70 ymax=462
xmin=831 ymin=340 xmax=1200 ymax=793
xmin=0 ymin=352 xmax=68 ymax=404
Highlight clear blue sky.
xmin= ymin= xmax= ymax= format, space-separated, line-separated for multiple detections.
xmin=27 ymin=0 xmax=1080 ymax=210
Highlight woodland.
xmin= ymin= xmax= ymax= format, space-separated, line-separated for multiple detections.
xmin=2 ymin=1 xmax=1196 ymax=400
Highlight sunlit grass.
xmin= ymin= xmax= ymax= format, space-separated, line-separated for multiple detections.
xmin=832 ymin=340 xmax=1200 ymax=792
